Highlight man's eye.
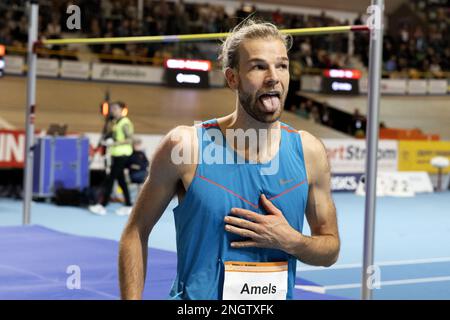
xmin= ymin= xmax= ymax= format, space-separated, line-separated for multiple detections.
xmin=252 ymin=65 xmax=265 ymax=70
xmin=279 ymin=64 xmax=288 ymax=69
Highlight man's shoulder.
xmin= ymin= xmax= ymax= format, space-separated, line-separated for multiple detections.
xmin=298 ymin=130 xmax=330 ymax=183
xmin=299 ymin=130 xmax=324 ymax=148
xmin=279 ymin=125 xmax=326 ymax=159
xmin=167 ymin=125 xmax=197 ymax=144
xmin=160 ymin=125 xmax=198 ymax=159
xmin=298 ymin=130 xmax=328 ymax=162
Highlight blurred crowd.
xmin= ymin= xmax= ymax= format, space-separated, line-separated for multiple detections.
xmin=0 ymin=0 xmax=448 ymax=77
xmin=0 ymin=0 xmax=358 ymax=72
xmin=381 ymin=0 xmax=449 ymax=78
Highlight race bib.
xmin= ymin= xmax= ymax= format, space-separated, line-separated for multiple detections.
xmin=222 ymin=261 xmax=288 ymax=300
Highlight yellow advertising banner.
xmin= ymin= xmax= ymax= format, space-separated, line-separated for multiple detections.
xmin=398 ymin=141 xmax=450 ymax=173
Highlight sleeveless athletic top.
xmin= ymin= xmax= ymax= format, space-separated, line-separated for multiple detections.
xmin=170 ymin=119 xmax=309 ymax=299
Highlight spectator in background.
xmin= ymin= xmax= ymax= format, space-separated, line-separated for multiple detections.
xmin=399 ymin=23 xmax=409 ymax=43
xmin=413 ymin=26 xmax=426 ymax=52
xmin=2 ymin=0 xmax=447 ymax=75
xmin=350 ymin=108 xmax=365 ymax=137
xmin=117 ymin=19 xmax=131 ymax=38
xmin=285 ymin=54 xmax=302 ymax=111
xmin=101 ymin=0 xmax=113 ymax=20
xmin=321 ymin=103 xmax=332 ymax=127
xmin=13 ymin=15 xmax=28 ymax=44
xmin=299 ymin=39 xmax=314 ymax=68
xmin=353 ymin=13 xmax=363 ymax=26
xmin=385 ymin=55 xmax=397 ymax=73
xmin=296 ymin=102 xmax=310 ymax=119
xmin=272 ymin=9 xmax=284 ymax=26
xmin=126 ymin=138 xmax=149 ymax=186
xmin=236 ymin=3 xmax=255 ymax=21
xmin=430 ymin=57 xmax=443 ymax=78
xmin=46 ymin=15 xmax=61 ymax=38
xmin=441 ymin=48 xmax=450 ymax=71
xmin=0 ymin=26 xmax=12 ymax=45
xmin=383 ymin=40 xmax=394 ymax=62
xmin=89 ymin=101 xmax=134 ymax=217
xmin=316 ymin=50 xmax=331 ymax=68
xmin=310 ymin=105 xmax=321 ymax=123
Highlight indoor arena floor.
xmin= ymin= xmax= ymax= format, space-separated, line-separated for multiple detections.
xmin=1 ymin=191 xmax=449 ymax=300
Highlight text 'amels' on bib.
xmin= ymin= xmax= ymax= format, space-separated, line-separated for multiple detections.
xmin=223 ymin=261 xmax=288 ymax=300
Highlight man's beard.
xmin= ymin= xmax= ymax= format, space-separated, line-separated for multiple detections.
xmin=238 ymin=85 xmax=284 ymax=124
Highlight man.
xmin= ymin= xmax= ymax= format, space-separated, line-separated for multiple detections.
xmin=126 ymin=138 xmax=149 ymax=184
xmin=89 ymin=101 xmax=134 ymax=216
xmin=119 ymin=20 xmax=339 ymax=300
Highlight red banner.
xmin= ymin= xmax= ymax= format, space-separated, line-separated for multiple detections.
xmin=0 ymin=129 xmax=25 ymax=168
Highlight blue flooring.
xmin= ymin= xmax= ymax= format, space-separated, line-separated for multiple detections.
xmin=1 ymin=191 xmax=450 ymax=299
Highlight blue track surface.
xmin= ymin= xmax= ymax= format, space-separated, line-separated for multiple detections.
xmin=1 ymin=191 xmax=450 ymax=299
xmin=0 ymin=225 xmax=340 ymax=300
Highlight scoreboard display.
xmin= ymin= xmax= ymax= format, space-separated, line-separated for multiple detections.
xmin=321 ymin=69 xmax=361 ymax=95
xmin=165 ymin=58 xmax=210 ymax=88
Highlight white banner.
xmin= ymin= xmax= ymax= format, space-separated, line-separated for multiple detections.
xmin=86 ymin=135 xmax=399 ymax=174
xmin=37 ymin=58 xmax=59 ymax=77
xmin=359 ymin=76 xmax=368 ymax=94
xmin=356 ymin=171 xmax=433 ymax=197
xmin=401 ymin=171 xmax=434 ymax=193
xmin=4 ymin=55 xmax=24 ymax=75
xmin=428 ymin=80 xmax=448 ymax=95
xmin=209 ymin=69 xmax=225 ymax=87
xmin=60 ymin=61 xmax=90 ymax=79
xmin=91 ymin=63 xmax=163 ymax=83
xmin=301 ymin=75 xmax=321 ymax=92
xmin=362 ymin=78 xmax=447 ymax=95
xmin=407 ymin=80 xmax=427 ymax=95
xmin=380 ymin=79 xmax=407 ymax=94
xmin=323 ymin=139 xmax=398 ymax=173
xmin=331 ymin=173 xmax=363 ymax=192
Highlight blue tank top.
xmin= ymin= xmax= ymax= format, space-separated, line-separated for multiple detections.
xmin=170 ymin=119 xmax=309 ymax=300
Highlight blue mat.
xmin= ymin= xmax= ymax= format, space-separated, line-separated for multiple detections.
xmin=0 ymin=225 xmax=344 ymax=300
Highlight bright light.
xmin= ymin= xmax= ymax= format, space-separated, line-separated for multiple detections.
xmin=166 ymin=59 xmax=211 ymax=71
xmin=0 ymin=45 xmax=5 ymax=57
xmin=332 ymin=81 xmax=353 ymax=91
xmin=324 ymin=69 xmax=361 ymax=79
xmin=101 ymin=102 xmax=109 ymax=116
xmin=176 ymin=73 xmax=201 ymax=84
xmin=0 ymin=60 xmax=5 ymax=69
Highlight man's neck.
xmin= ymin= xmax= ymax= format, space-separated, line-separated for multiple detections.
xmin=217 ymin=106 xmax=281 ymax=163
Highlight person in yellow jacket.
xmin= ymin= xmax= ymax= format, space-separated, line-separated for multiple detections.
xmin=89 ymin=101 xmax=134 ymax=216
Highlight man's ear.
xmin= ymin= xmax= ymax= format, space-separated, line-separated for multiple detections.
xmin=224 ymin=68 xmax=239 ymax=91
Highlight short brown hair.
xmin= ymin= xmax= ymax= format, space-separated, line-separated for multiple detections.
xmin=219 ymin=19 xmax=292 ymax=72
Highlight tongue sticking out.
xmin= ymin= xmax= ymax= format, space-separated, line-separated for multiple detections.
xmin=260 ymin=95 xmax=280 ymax=112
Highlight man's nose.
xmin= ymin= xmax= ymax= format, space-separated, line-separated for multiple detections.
xmin=265 ymin=66 xmax=280 ymax=86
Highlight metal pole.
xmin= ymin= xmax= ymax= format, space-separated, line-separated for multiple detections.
xmin=362 ymin=0 xmax=384 ymax=300
xmin=23 ymin=1 xmax=39 ymax=225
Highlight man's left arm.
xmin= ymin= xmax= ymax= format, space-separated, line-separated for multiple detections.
xmin=224 ymin=131 xmax=339 ymax=267
xmin=287 ymin=131 xmax=340 ymax=267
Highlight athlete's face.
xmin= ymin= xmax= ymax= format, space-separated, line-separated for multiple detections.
xmin=227 ymin=38 xmax=290 ymax=123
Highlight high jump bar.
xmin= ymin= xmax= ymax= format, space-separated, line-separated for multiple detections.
xmin=41 ymin=25 xmax=369 ymax=46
